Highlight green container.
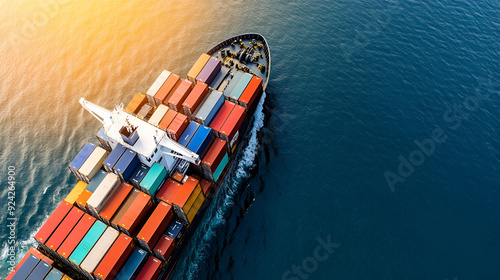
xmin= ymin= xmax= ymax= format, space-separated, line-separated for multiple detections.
xmin=140 ymin=162 xmax=167 ymax=196
xmin=229 ymin=73 xmax=253 ymax=101
xmin=69 ymin=220 xmax=107 ymax=266
xmin=44 ymin=268 xmax=63 ymax=280
xmin=223 ymin=70 xmax=244 ymax=97
xmin=213 ymin=153 xmax=229 ymax=182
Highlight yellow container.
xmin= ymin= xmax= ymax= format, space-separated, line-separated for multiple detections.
xmin=187 ymin=53 xmax=211 ymax=83
xmin=186 ymin=190 xmax=205 ymax=223
xmin=64 ymin=181 xmax=88 ymax=205
xmin=182 ymin=184 xmax=202 ymax=214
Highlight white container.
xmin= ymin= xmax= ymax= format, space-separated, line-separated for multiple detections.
xmin=147 ymin=70 xmax=171 ymax=106
xmin=79 ymin=146 xmax=108 ymax=183
xmin=148 ymin=104 xmax=169 ymax=126
xmin=80 ymin=227 xmax=119 ymax=275
xmin=87 ymin=173 xmax=120 ymax=217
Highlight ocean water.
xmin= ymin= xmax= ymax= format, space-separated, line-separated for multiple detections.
xmin=1 ymin=0 xmax=499 ymax=279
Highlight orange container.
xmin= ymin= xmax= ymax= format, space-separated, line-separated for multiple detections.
xmin=155 ymin=179 xmax=181 ymax=205
xmin=238 ymin=76 xmax=263 ymax=109
xmin=93 ymin=233 xmax=135 ymax=280
xmin=202 ymin=138 xmax=228 ymax=173
xmin=99 ymin=182 xmax=133 ymax=224
xmin=110 ymin=189 xmax=140 ymax=226
xmin=125 ymin=93 xmax=147 ymax=114
xmin=75 ymin=189 xmax=93 ymax=211
xmin=182 ymin=82 xmax=209 ymax=118
xmin=158 ymin=110 xmax=177 ymax=131
xmin=219 ymin=105 xmax=246 ymax=144
xmin=118 ymin=191 xmax=153 ymax=236
xmin=57 ymin=214 xmax=96 ymax=259
xmin=187 ymin=53 xmax=211 ymax=83
xmin=153 ymin=235 xmax=176 ymax=262
xmin=154 ymin=74 xmax=181 ymax=105
xmin=209 ymin=100 xmax=236 ymax=132
xmin=136 ymin=202 xmax=174 ymax=251
xmin=167 ymin=113 xmax=189 ymax=141
xmin=172 ymin=177 xmax=200 ymax=208
xmin=167 ymin=79 xmax=193 ymax=111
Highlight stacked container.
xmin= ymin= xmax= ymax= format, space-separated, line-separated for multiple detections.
xmin=93 ymin=233 xmax=135 ymax=280
xmin=219 ymin=105 xmax=246 ymax=149
xmin=87 ymin=173 xmax=121 ymax=217
xmin=153 ymin=235 xmax=175 ymax=262
xmin=182 ymin=82 xmax=209 ymax=119
xmin=209 ymin=100 xmax=237 ymax=133
xmin=110 ymin=189 xmax=140 ymax=228
xmin=177 ymin=121 xmax=200 ymax=147
xmin=129 ymin=164 xmax=150 ymax=188
xmin=34 ymin=201 xmax=73 ymax=246
xmin=165 ymin=219 xmax=186 ymax=244
xmin=136 ymin=202 xmax=174 ymax=253
xmin=99 ymin=182 xmax=133 ymax=226
xmin=135 ymin=256 xmax=163 ymax=280
xmin=64 ymin=181 xmax=88 ymax=205
xmin=114 ymin=149 xmax=140 ymax=181
xmin=194 ymin=91 xmax=224 ymax=126
xmin=201 ymin=138 xmax=229 ymax=182
xmin=78 ymin=146 xmax=108 ymax=184
xmin=167 ymin=113 xmax=189 ymax=141
xmin=68 ymin=221 xmax=107 ymax=272
xmin=228 ymin=73 xmax=253 ymax=103
xmin=146 ymin=70 xmax=171 ymax=106
xmin=196 ymin=57 xmax=221 ymax=85
xmin=45 ymin=207 xmax=85 ymax=258
xmin=154 ymin=74 xmax=180 ymax=106
xmin=6 ymin=248 xmax=47 ymax=280
xmin=80 ymin=227 xmax=119 ymax=279
xmin=209 ymin=66 xmax=230 ymax=90
xmin=148 ymin=104 xmax=169 ymax=127
xmin=115 ymin=248 xmax=148 ymax=280
xmin=68 ymin=142 xmax=96 ymax=181
xmin=117 ymin=191 xmax=153 ymax=236
xmin=103 ymin=144 xmax=126 ymax=173
xmin=238 ymin=75 xmax=263 ymax=109
xmin=158 ymin=109 xmax=177 ymax=131
xmin=56 ymin=214 xmax=95 ymax=263
xmin=223 ymin=70 xmax=244 ymax=97
xmin=167 ymin=79 xmax=193 ymax=111
xmin=186 ymin=125 xmax=213 ymax=158
xmin=125 ymin=93 xmax=148 ymax=114
xmin=139 ymin=163 xmax=167 ymax=197
xmin=186 ymin=53 xmax=211 ymax=83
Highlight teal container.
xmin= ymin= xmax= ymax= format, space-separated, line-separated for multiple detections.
xmin=140 ymin=162 xmax=167 ymax=196
xmin=223 ymin=70 xmax=244 ymax=97
xmin=229 ymin=73 xmax=253 ymax=101
xmin=69 ymin=221 xmax=107 ymax=266
xmin=213 ymin=153 xmax=229 ymax=182
xmin=43 ymin=268 xmax=63 ymax=280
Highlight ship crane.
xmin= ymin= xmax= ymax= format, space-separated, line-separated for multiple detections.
xmin=79 ymin=98 xmax=200 ymax=165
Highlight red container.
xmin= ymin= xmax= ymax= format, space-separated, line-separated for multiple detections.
xmin=158 ymin=110 xmax=177 ymax=131
xmin=136 ymin=202 xmax=174 ymax=251
xmin=93 ymin=233 xmax=135 ymax=280
xmin=118 ymin=191 xmax=153 ymax=236
xmin=34 ymin=201 xmax=72 ymax=244
xmin=202 ymin=138 xmax=228 ymax=173
xmin=153 ymin=235 xmax=176 ymax=262
xmin=209 ymin=100 xmax=236 ymax=132
xmin=99 ymin=182 xmax=133 ymax=224
xmin=167 ymin=79 xmax=193 ymax=111
xmin=6 ymin=248 xmax=45 ymax=280
xmin=155 ymin=178 xmax=181 ymax=205
xmin=135 ymin=256 xmax=162 ymax=280
xmin=45 ymin=207 xmax=85 ymax=251
xmin=200 ymin=179 xmax=213 ymax=197
xmin=167 ymin=113 xmax=189 ymax=141
xmin=57 ymin=213 xmax=96 ymax=259
xmin=110 ymin=189 xmax=140 ymax=226
xmin=219 ymin=105 xmax=246 ymax=144
xmin=154 ymin=73 xmax=180 ymax=105
xmin=172 ymin=177 xmax=199 ymax=207
xmin=182 ymin=82 xmax=209 ymax=117
xmin=238 ymin=76 xmax=263 ymax=109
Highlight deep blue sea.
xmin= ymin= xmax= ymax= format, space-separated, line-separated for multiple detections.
xmin=1 ymin=0 xmax=499 ymax=279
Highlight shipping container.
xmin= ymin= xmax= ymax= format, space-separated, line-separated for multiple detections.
xmin=155 ymin=178 xmax=181 ymax=205
xmin=129 ymin=164 xmax=150 ymax=188
xmin=125 ymin=93 xmax=147 ymax=114
xmin=146 ymin=70 xmax=171 ymax=106
xmin=154 ymin=74 xmax=180 ymax=106
xmin=136 ymin=202 xmax=174 ymax=252
xmin=135 ymin=256 xmax=162 ymax=280
xmin=75 ymin=190 xmax=93 ymax=211
xmin=177 ymin=121 xmax=199 ymax=147
xmin=6 ymin=248 xmax=46 ymax=280
xmin=209 ymin=100 xmax=237 ymax=133
xmin=167 ymin=79 xmax=193 ymax=111
xmin=167 ymin=113 xmax=189 ymax=141
xmin=80 ymin=227 xmax=119 ymax=276
xmin=137 ymin=104 xmax=153 ymax=120
xmin=139 ymin=163 xmax=167 ymax=196
xmin=213 ymin=153 xmax=229 ymax=182
xmin=34 ymin=201 xmax=72 ymax=245
xmin=79 ymin=146 xmax=107 ymax=183
xmin=148 ymin=104 xmax=169 ymax=127
xmin=182 ymin=82 xmax=209 ymax=118
xmin=115 ymin=248 xmax=148 ymax=280
xmin=57 ymin=214 xmax=96 ymax=259
xmin=110 ymin=189 xmax=140 ymax=226
xmin=210 ymin=66 xmax=230 ymax=90
xmin=228 ymin=73 xmax=253 ymax=103
xmin=44 ymin=268 xmax=63 ymax=280
xmin=9 ymin=254 xmax=39 ymax=280
xmin=69 ymin=221 xmax=107 ymax=266
xmin=186 ymin=125 xmax=213 ymax=158
xmin=238 ymin=75 xmax=263 ymax=109
xmin=153 ymin=235 xmax=175 ymax=262
xmin=195 ymin=90 xmax=224 ymax=126
xmin=186 ymin=190 xmax=206 ymax=223
xmin=158 ymin=109 xmax=177 ymax=131
xmin=68 ymin=142 xmax=96 ymax=181
xmin=93 ymin=233 xmax=135 ymax=280
xmin=64 ymin=181 xmax=88 ymax=205
xmin=165 ymin=219 xmax=185 ymax=243
xmin=87 ymin=173 xmax=121 ymax=217
xmin=219 ymin=105 xmax=246 ymax=146
xmin=86 ymin=170 xmax=107 ymax=193
xmin=114 ymin=149 xmax=140 ymax=181
xmin=223 ymin=70 xmax=244 ymax=97
xmin=196 ymin=57 xmax=221 ymax=85
xmin=200 ymin=179 xmax=213 ymax=197
xmin=103 ymin=144 xmax=126 ymax=173
xmin=117 ymin=191 xmax=153 ymax=236
xmin=25 ymin=260 xmax=51 ymax=280
xmin=45 ymin=207 xmax=84 ymax=252
xmin=99 ymin=182 xmax=133 ymax=225
xmin=201 ymin=138 xmax=228 ymax=174
xmin=171 ymin=177 xmax=203 ymax=224
xmin=186 ymin=53 xmax=211 ymax=83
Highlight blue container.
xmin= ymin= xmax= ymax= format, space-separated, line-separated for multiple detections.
xmin=115 ymin=248 xmax=148 ymax=280
xmin=129 ymin=163 xmax=150 ymax=188
xmin=69 ymin=142 xmax=96 ymax=180
xmin=202 ymin=92 xmax=225 ymax=126
xmin=114 ymin=149 xmax=140 ymax=181
xmin=187 ymin=125 xmax=213 ymax=157
xmin=178 ymin=122 xmax=200 ymax=147
xmin=26 ymin=260 xmax=51 ymax=280
xmin=104 ymin=143 xmax=126 ymax=172
xmin=43 ymin=268 xmax=63 ymax=280
xmin=223 ymin=70 xmax=244 ymax=97
xmin=11 ymin=254 xmax=39 ymax=280
xmin=165 ymin=219 xmax=186 ymax=243
xmin=86 ymin=170 xmax=107 ymax=193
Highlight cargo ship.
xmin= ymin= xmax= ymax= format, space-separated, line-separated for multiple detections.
xmin=7 ymin=33 xmax=270 ymax=280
